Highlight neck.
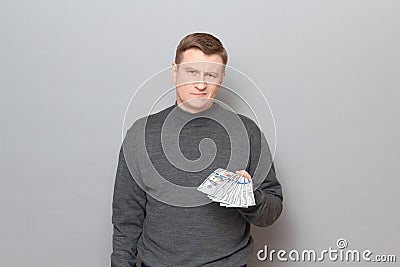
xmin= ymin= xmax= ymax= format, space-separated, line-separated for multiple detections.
xmin=176 ymin=101 xmax=214 ymax=113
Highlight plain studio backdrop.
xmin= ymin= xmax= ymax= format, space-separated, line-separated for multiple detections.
xmin=1 ymin=1 xmax=399 ymax=266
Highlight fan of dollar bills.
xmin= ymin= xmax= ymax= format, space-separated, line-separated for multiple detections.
xmin=197 ymin=168 xmax=256 ymax=208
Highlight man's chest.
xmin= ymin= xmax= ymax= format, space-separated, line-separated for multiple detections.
xmin=142 ymin=122 xmax=233 ymax=187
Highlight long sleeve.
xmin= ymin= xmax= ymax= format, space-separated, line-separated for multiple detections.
xmin=237 ymin=164 xmax=283 ymax=227
xmin=111 ymin=146 xmax=146 ymax=267
xmin=236 ymin=120 xmax=283 ymax=227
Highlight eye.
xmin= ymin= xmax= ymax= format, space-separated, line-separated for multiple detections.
xmin=206 ymin=73 xmax=217 ymax=79
xmin=186 ymin=69 xmax=197 ymax=75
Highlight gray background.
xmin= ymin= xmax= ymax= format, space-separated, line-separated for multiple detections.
xmin=1 ymin=0 xmax=399 ymax=266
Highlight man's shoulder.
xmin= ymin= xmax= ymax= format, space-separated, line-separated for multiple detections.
xmin=126 ymin=105 xmax=174 ymax=133
xmin=123 ymin=105 xmax=174 ymax=146
xmin=236 ymin=113 xmax=261 ymax=135
xmin=217 ymin=105 xmax=262 ymax=138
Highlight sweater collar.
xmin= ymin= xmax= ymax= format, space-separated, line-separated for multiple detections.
xmin=170 ymin=100 xmax=222 ymax=124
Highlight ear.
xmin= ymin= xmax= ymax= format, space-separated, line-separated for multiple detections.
xmin=171 ymin=62 xmax=177 ymax=83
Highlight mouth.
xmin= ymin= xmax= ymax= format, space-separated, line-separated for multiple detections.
xmin=191 ymin=93 xmax=207 ymax=97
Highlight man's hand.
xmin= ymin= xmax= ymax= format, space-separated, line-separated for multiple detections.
xmin=235 ymin=170 xmax=252 ymax=180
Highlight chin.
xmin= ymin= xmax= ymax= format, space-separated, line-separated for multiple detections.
xmin=184 ymin=98 xmax=213 ymax=111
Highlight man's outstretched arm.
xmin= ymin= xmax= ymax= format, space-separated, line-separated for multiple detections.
xmin=111 ymin=146 xmax=146 ymax=267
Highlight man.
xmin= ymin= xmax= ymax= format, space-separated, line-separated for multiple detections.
xmin=111 ymin=33 xmax=283 ymax=267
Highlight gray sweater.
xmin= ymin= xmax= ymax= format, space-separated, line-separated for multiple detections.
xmin=111 ymin=103 xmax=283 ymax=267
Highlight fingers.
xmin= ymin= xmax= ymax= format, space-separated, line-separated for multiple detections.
xmin=235 ymin=170 xmax=251 ymax=180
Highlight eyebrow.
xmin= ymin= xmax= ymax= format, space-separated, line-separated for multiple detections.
xmin=184 ymin=67 xmax=199 ymax=71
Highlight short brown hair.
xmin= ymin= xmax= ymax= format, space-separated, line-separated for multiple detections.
xmin=175 ymin=33 xmax=228 ymax=65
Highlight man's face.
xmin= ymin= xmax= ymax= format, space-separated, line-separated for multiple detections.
xmin=172 ymin=48 xmax=225 ymax=113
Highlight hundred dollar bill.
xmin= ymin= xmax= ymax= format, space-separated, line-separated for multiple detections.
xmin=197 ymin=168 xmax=255 ymax=208
xmin=197 ymin=168 xmax=230 ymax=196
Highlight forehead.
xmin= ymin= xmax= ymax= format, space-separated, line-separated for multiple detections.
xmin=180 ymin=48 xmax=224 ymax=65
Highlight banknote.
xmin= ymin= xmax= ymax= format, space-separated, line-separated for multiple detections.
xmin=197 ymin=168 xmax=255 ymax=208
xmin=197 ymin=168 xmax=230 ymax=196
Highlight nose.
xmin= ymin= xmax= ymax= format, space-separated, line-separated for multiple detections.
xmin=194 ymin=72 xmax=207 ymax=90
xmin=195 ymin=81 xmax=207 ymax=90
